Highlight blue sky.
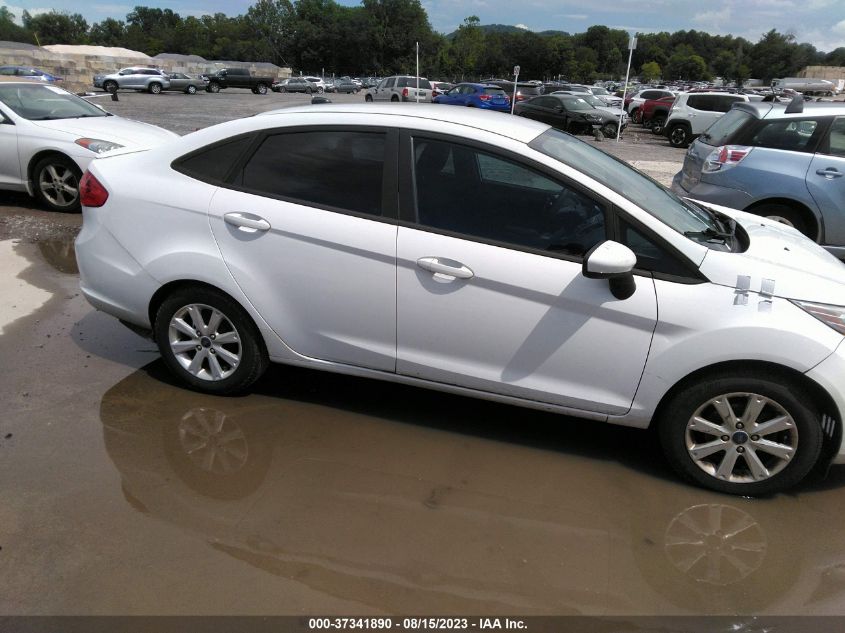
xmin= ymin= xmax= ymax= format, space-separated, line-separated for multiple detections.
xmin=4 ymin=0 xmax=845 ymax=52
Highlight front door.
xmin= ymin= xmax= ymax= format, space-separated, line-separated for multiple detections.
xmin=209 ymin=127 xmax=399 ymax=371
xmin=808 ymin=116 xmax=845 ymax=245
xmin=0 ymin=107 xmax=20 ymax=187
xmin=396 ymin=134 xmax=657 ymax=415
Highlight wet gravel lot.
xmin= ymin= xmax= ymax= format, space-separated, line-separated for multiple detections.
xmin=2 ymin=90 xmax=845 ymax=619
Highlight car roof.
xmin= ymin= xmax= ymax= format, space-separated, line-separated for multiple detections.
xmin=733 ymin=100 xmax=845 ymax=120
xmin=256 ymin=103 xmax=547 ymax=143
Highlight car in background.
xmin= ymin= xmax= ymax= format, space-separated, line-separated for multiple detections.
xmin=625 ymin=89 xmax=677 ymax=122
xmin=323 ymin=79 xmax=338 ymax=93
xmin=365 ymin=76 xmax=432 ymax=102
xmin=303 ymin=76 xmax=327 ymax=93
xmin=429 ymin=81 xmax=453 ymax=98
xmin=672 ymin=99 xmax=845 ymax=254
xmin=639 ymin=95 xmax=676 ymax=134
xmin=433 ymin=83 xmax=510 ymax=112
xmin=94 ymin=67 xmax=171 ymax=94
xmin=552 ymin=92 xmax=628 ymax=129
xmin=75 ymin=102 xmax=845 ymax=495
xmin=0 ymin=66 xmax=63 ymax=83
xmin=272 ymin=77 xmax=319 ymax=94
xmin=166 ymin=73 xmax=208 ymax=95
xmin=516 ymin=94 xmax=619 ymax=137
xmin=0 ymin=78 xmax=177 ymax=212
xmin=664 ymin=92 xmax=749 ymax=147
xmin=202 ymin=67 xmax=274 ymax=94
xmin=488 ymin=81 xmax=541 ymax=103
xmin=333 ymin=79 xmax=360 ymax=94
xmin=589 ymin=86 xmax=622 ymax=107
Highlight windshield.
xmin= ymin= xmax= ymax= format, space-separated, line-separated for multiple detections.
xmin=582 ymin=95 xmax=606 ymax=108
xmin=591 ymin=87 xmax=608 ymax=95
xmin=0 ymin=84 xmax=108 ymax=120
xmin=561 ymin=97 xmax=593 ymax=111
xmin=529 ymin=128 xmax=729 ymax=246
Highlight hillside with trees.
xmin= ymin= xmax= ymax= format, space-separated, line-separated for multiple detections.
xmin=1 ymin=0 xmax=843 ymax=83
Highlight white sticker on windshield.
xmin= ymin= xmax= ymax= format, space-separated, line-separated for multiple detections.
xmin=45 ymin=86 xmax=66 ymax=94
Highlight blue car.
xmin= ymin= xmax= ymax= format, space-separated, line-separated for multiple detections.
xmin=0 ymin=66 xmax=63 ymax=83
xmin=433 ymin=83 xmax=510 ymax=112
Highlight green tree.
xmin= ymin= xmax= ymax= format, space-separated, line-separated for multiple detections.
xmin=246 ymin=0 xmax=294 ymax=66
xmin=0 ymin=7 xmax=35 ymax=44
xmin=22 ymin=10 xmax=88 ymax=44
xmin=712 ymin=50 xmax=736 ymax=81
xmin=665 ymin=45 xmax=710 ymax=80
xmin=451 ymin=16 xmax=484 ymax=79
xmin=640 ymin=61 xmax=661 ymax=82
xmin=89 ymin=18 xmax=127 ymax=47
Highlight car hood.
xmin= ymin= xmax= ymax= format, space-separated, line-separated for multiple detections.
xmin=29 ymin=116 xmax=179 ymax=148
xmin=695 ymin=201 xmax=845 ymax=304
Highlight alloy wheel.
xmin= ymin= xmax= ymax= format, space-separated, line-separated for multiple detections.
xmin=168 ymin=303 xmax=242 ymax=381
xmin=38 ymin=163 xmax=79 ymax=209
xmin=685 ymin=392 xmax=797 ymax=483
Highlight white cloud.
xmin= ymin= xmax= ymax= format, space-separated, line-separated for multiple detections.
xmin=556 ymin=13 xmax=588 ymax=19
xmin=833 ymin=19 xmax=845 ymax=36
xmin=0 ymin=1 xmax=51 ymax=23
xmin=90 ymin=4 xmax=131 ymax=13
xmin=514 ymin=23 xmax=530 ymax=29
xmin=692 ymin=6 xmax=733 ymax=30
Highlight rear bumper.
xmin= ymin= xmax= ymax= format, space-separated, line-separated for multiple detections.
xmin=670 ymin=171 xmax=753 ymax=209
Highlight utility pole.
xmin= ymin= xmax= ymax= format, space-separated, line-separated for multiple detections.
xmin=617 ymin=33 xmax=636 ymax=142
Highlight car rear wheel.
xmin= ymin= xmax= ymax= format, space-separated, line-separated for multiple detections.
xmin=390 ymin=95 xmax=399 ymax=102
xmin=207 ymin=82 xmax=220 ymax=93
xmin=658 ymin=374 xmax=823 ymax=495
xmin=631 ymin=108 xmax=642 ymax=123
xmin=651 ymin=115 xmax=666 ymax=135
xmin=601 ymin=122 xmax=618 ymax=138
xmin=668 ymin=125 xmax=690 ymax=148
xmin=365 ymin=94 xmax=373 ymax=102
xmin=33 ymin=155 xmax=82 ymax=213
xmin=305 ymin=87 xmax=312 ymax=95
xmin=751 ymin=203 xmax=811 ymax=238
xmin=104 ymin=80 xmax=118 ymax=94
xmin=148 ymin=82 xmax=162 ymax=94
xmin=257 ymin=83 xmax=268 ymax=95
xmin=317 ymin=87 xmax=324 ymax=94
xmin=186 ymin=85 xmax=197 ymax=95
xmin=155 ymin=287 xmax=268 ymax=395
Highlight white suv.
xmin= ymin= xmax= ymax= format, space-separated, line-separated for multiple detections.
xmin=664 ymin=92 xmax=749 ymax=148
xmin=303 ymin=76 xmax=326 ymax=93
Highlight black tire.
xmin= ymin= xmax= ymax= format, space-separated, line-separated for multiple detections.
xmin=365 ymin=94 xmax=373 ymax=102
xmin=148 ymin=82 xmax=162 ymax=95
xmin=317 ymin=86 xmax=324 ymax=94
xmin=281 ymin=86 xmax=287 ymax=93
xmin=651 ymin=115 xmax=666 ymax=135
xmin=750 ymin=203 xmax=811 ymax=238
xmin=32 ymin=154 xmax=82 ymax=213
xmin=354 ymin=88 xmax=359 ymax=94
xmin=104 ymin=80 xmax=118 ymax=94
xmin=631 ymin=108 xmax=641 ymax=123
xmin=154 ymin=287 xmax=268 ymax=395
xmin=251 ymin=87 xmax=259 ymax=94
xmin=257 ymin=83 xmax=268 ymax=95
xmin=668 ymin=124 xmax=690 ymax=148
xmin=391 ymin=95 xmax=399 ymax=102
xmin=186 ymin=85 xmax=197 ymax=95
xmin=207 ymin=82 xmax=220 ymax=94
xmin=658 ymin=373 xmax=823 ymax=495
xmin=305 ymin=87 xmax=312 ymax=95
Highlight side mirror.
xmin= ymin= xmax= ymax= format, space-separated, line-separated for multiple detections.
xmin=582 ymin=240 xmax=637 ymax=300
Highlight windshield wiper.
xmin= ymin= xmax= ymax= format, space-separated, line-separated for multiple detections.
xmin=684 ymin=227 xmax=732 ymax=242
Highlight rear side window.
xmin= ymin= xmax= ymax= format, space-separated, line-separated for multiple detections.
xmin=716 ymin=95 xmax=744 ymax=112
xmin=698 ymin=110 xmax=754 ymax=146
xmin=397 ymin=78 xmax=431 ymax=89
xmin=823 ymin=117 xmax=845 ymax=157
xmin=749 ymin=119 xmax=821 ymax=152
xmin=687 ymin=95 xmax=718 ymax=111
xmin=241 ymin=131 xmax=385 ymax=216
xmin=483 ymin=88 xmax=505 ymax=95
xmin=174 ymin=135 xmax=254 ymax=184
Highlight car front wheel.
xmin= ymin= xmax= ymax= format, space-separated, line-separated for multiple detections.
xmin=148 ymin=82 xmax=162 ymax=94
xmin=257 ymin=83 xmax=268 ymax=95
xmin=33 ymin=155 xmax=82 ymax=212
xmin=155 ymin=287 xmax=268 ymax=395
xmin=103 ymin=80 xmax=118 ymax=94
xmin=186 ymin=85 xmax=197 ymax=95
xmin=658 ymin=374 xmax=823 ymax=495
xmin=651 ymin=115 xmax=666 ymax=135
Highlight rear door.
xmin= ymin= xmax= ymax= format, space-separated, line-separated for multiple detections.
xmin=807 ymin=117 xmax=845 ymax=245
xmin=207 ymin=127 xmax=400 ymax=371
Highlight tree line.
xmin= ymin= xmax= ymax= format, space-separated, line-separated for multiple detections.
xmin=1 ymin=0 xmax=844 ymax=83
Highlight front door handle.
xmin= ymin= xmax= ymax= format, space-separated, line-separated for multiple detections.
xmin=224 ymin=212 xmax=271 ymax=232
xmin=816 ymin=167 xmax=843 ymax=179
xmin=416 ymin=257 xmax=474 ymax=280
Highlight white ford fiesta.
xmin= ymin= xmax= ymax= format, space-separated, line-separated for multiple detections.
xmin=0 ymin=79 xmax=178 ymax=211
xmin=75 ymin=103 xmax=845 ymax=494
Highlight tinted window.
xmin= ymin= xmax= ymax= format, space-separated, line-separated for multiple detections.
xmin=242 ymin=131 xmax=385 ymax=216
xmin=412 ymin=138 xmax=605 ymax=256
xmin=175 ymin=136 xmax=253 ymax=184
xmin=699 ymin=109 xmax=754 ymax=146
xmin=483 ymin=88 xmax=505 ymax=95
xmin=826 ymin=118 xmax=845 ymax=157
xmin=385 ymin=78 xmax=395 ymax=87
xmin=687 ymin=95 xmax=718 ymax=111
xmin=716 ymin=95 xmax=744 ymax=112
xmin=0 ymin=68 xmax=14 ymax=75
xmin=228 ymin=68 xmax=249 ymax=75
xmin=641 ymin=91 xmax=661 ymax=100
xmin=397 ymin=77 xmax=431 ymax=89
xmin=749 ymin=119 xmax=820 ymax=152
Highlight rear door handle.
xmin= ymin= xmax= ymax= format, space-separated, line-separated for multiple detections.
xmin=416 ymin=257 xmax=474 ymax=280
xmin=816 ymin=167 xmax=843 ymax=179
xmin=224 ymin=212 xmax=271 ymax=232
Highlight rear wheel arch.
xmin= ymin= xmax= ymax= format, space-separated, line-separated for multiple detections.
xmin=744 ymin=198 xmax=820 ymax=242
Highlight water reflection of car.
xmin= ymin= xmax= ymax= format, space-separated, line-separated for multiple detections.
xmin=0 ymin=79 xmax=177 ymax=211
xmin=98 ymin=365 xmax=845 ymax=615
xmin=433 ymin=83 xmax=510 ymax=112
xmin=166 ymin=73 xmax=208 ymax=95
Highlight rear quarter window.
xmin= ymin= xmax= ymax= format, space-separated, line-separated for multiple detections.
xmin=748 ymin=118 xmax=822 ymax=152
xmin=698 ymin=110 xmax=754 ymax=146
xmin=173 ymin=135 xmax=254 ymax=184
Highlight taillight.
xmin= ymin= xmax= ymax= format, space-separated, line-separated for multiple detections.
xmin=79 ymin=171 xmax=109 ymax=207
xmin=479 ymin=93 xmax=491 ymax=101
xmin=402 ymin=87 xmax=409 ymax=98
xmin=702 ymin=145 xmax=752 ymax=173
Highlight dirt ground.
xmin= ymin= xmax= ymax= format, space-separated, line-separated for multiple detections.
xmin=2 ymin=91 xmax=845 ymax=618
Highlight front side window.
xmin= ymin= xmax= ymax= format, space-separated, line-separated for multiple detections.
xmin=412 ymin=137 xmax=605 ymax=256
xmin=241 ymin=130 xmax=386 ymax=216
xmin=385 ymin=78 xmax=395 ymax=88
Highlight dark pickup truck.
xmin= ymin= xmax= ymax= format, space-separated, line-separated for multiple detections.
xmin=202 ymin=67 xmax=274 ymax=94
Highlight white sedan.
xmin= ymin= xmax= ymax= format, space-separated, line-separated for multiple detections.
xmin=0 ymin=79 xmax=178 ymax=211
xmin=75 ymin=103 xmax=845 ymax=495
